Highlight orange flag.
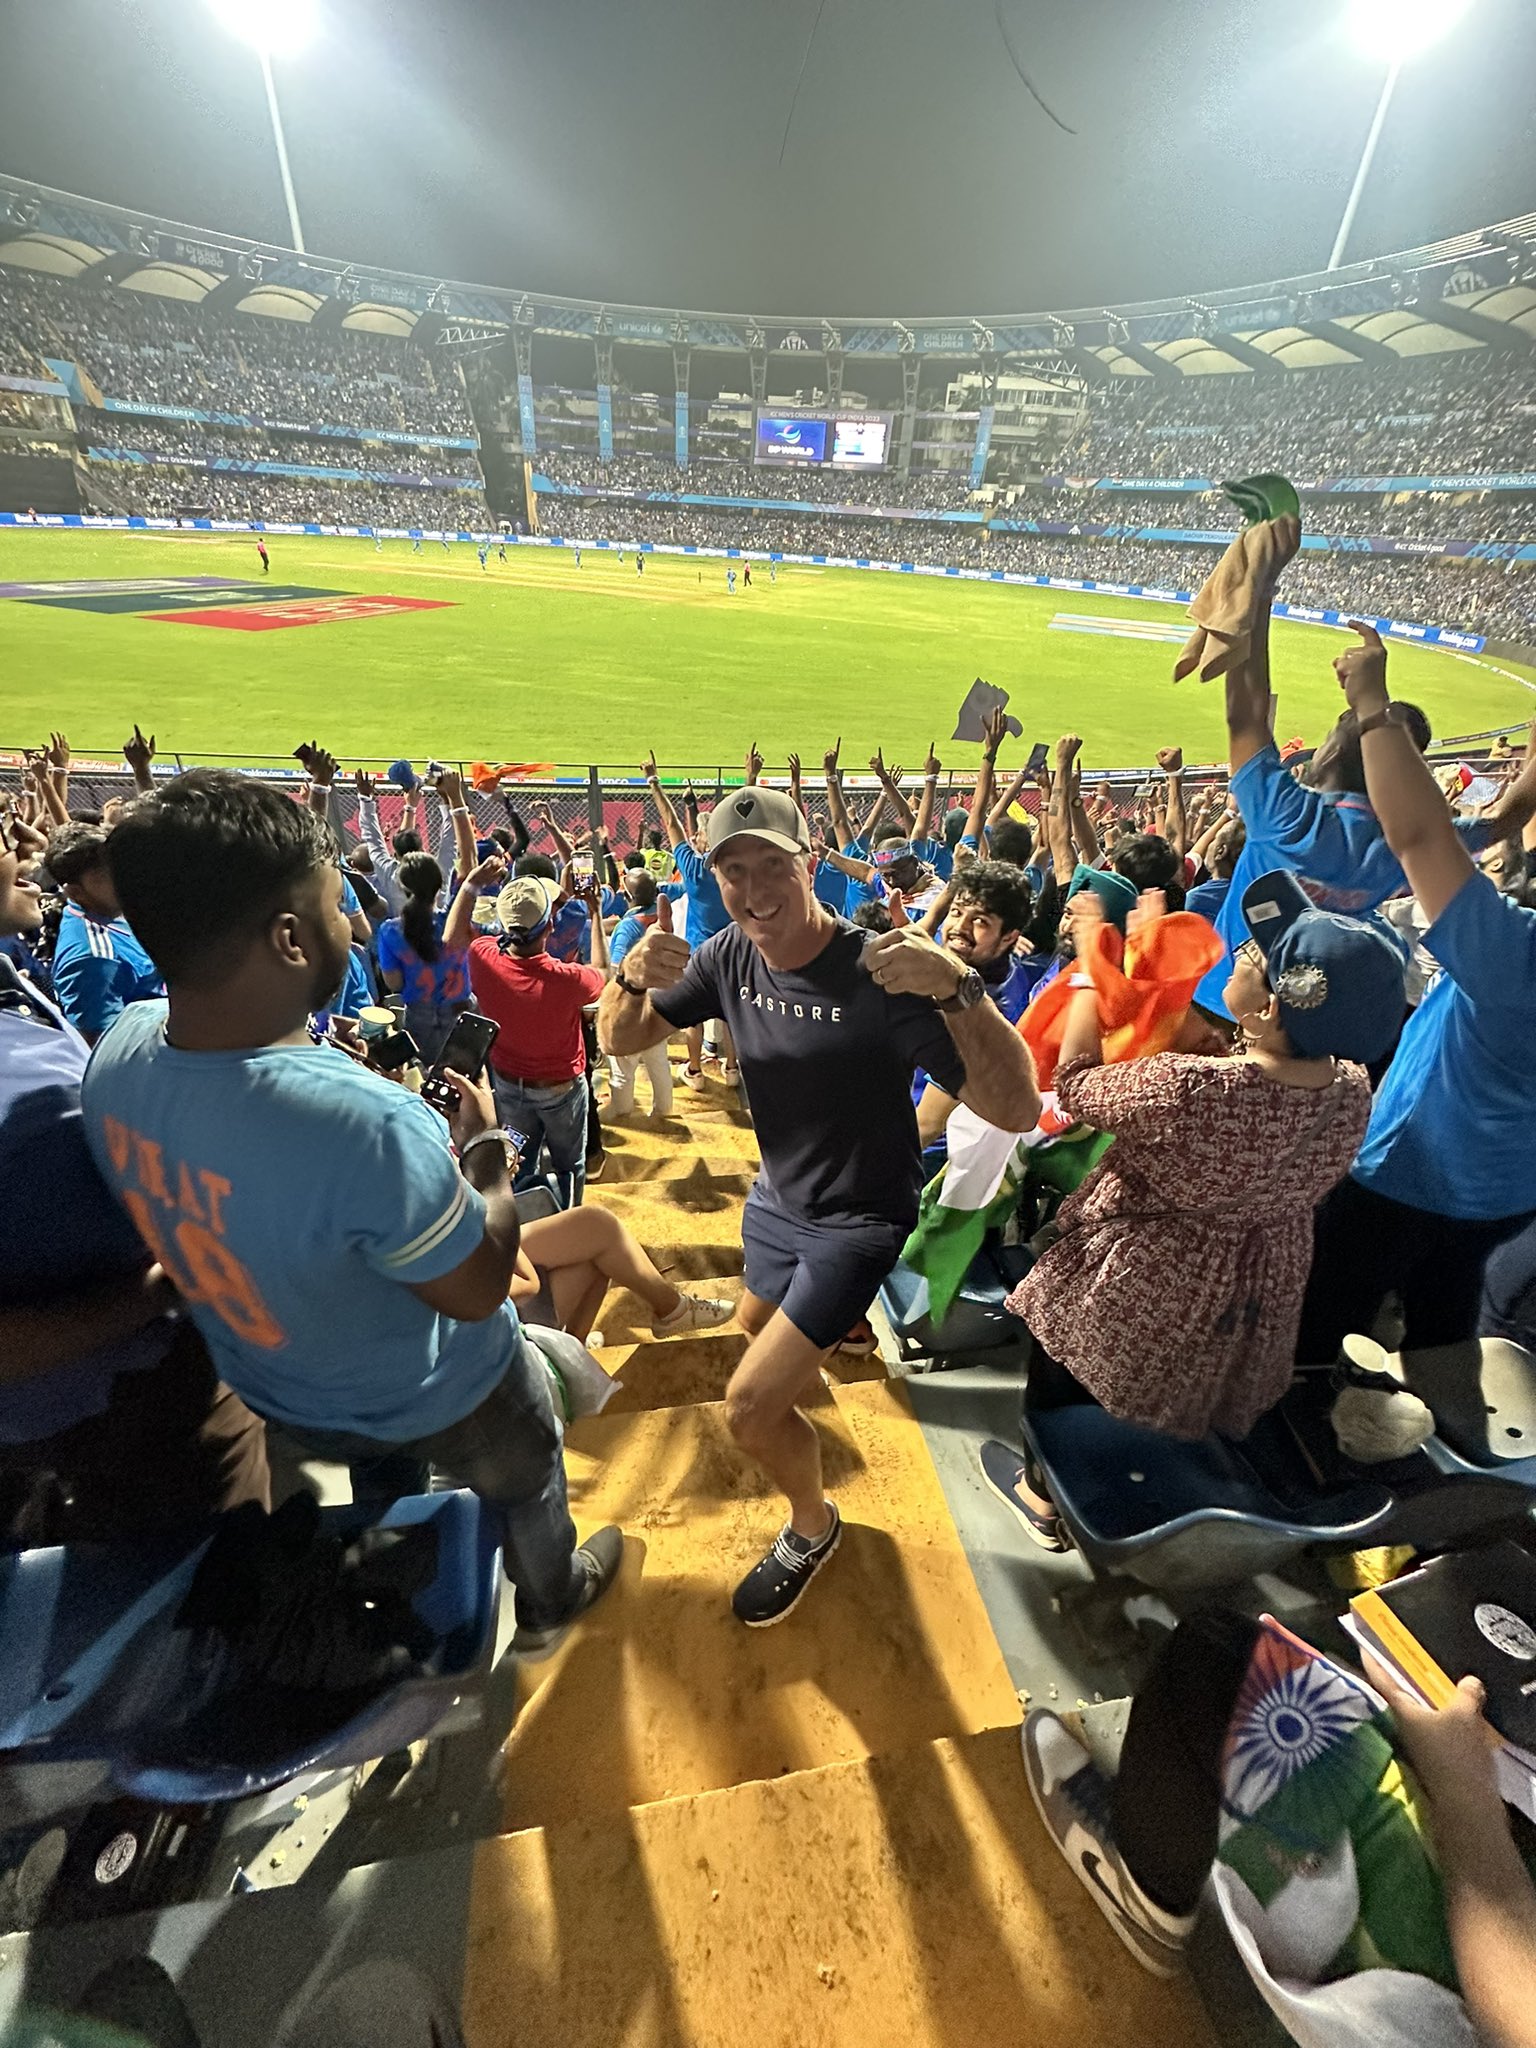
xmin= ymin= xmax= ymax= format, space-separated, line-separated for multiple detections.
xmin=1021 ymin=912 xmax=1226 ymax=1093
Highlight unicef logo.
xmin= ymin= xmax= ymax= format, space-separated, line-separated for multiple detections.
xmin=1474 ymin=1602 xmax=1536 ymax=1661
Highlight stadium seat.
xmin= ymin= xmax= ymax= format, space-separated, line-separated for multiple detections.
xmin=0 ymin=1491 xmax=503 ymax=1806
xmin=879 ymin=1241 xmax=1033 ymax=1368
xmin=1020 ymin=1401 xmax=1395 ymax=1593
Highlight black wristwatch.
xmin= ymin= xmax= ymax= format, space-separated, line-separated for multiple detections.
xmin=936 ymin=968 xmax=986 ymax=1015
xmin=615 ymin=969 xmax=646 ymax=998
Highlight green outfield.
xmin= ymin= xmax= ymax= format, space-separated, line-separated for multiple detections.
xmin=3 ymin=527 xmax=1532 ymax=770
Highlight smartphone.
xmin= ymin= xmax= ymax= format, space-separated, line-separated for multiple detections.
xmin=1024 ymin=741 xmax=1050 ymax=775
xmin=371 ymin=1026 xmax=421 ymax=1072
xmin=422 ymin=1011 xmax=501 ymax=1113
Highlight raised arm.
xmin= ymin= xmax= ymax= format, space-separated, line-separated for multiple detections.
xmin=1338 ymin=623 xmax=1476 ymax=923
xmin=441 ymin=854 xmax=506 ymax=955
xmin=435 ymin=769 xmax=478 ymax=883
xmin=787 ymin=751 xmax=805 ymax=817
xmin=1046 ymin=737 xmax=1079 ymax=885
xmin=870 ymin=748 xmax=915 ymax=835
xmin=498 ymin=787 xmax=531 ymax=859
xmin=644 ymin=750 xmax=688 ymax=849
xmin=968 ymin=708 xmax=1007 ymax=846
xmin=823 ymin=737 xmax=855 ymax=846
xmin=743 ymin=742 xmax=763 ymax=789
xmin=1157 ymin=746 xmax=1188 ymax=858
xmin=913 ymin=741 xmax=942 ymax=844
xmin=353 ymin=769 xmax=393 ymax=870
xmin=534 ymin=800 xmax=574 ymax=868
xmin=986 ymin=760 xmax=1030 ymax=836
xmin=1067 ymin=747 xmax=1101 ymax=868
xmin=1223 ymin=597 xmax=1278 ymax=774
xmin=122 ymin=721 xmax=157 ymax=798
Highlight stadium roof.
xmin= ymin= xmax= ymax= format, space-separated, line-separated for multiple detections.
xmin=2 ymin=173 xmax=1533 ymax=376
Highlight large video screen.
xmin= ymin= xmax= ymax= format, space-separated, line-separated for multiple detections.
xmin=831 ymin=416 xmax=890 ymax=469
xmin=755 ymin=414 xmax=827 ymax=464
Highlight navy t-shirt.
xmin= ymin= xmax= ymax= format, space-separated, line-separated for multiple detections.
xmin=652 ymin=917 xmax=966 ymax=1228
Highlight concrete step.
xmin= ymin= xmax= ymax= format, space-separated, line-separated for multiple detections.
xmin=498 ymin=1379 xmax=1022 ymax=1837
xmin=464 ymin=1727 xmax=1215 ymax=2048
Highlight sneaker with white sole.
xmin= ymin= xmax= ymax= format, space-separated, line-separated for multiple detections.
xmin=680 ymin=1065 xmax=708 ymax=1092
xmin=1021 ymin=1710 xmax=1194 ymax=1978
xmin=732 ymin=1504 xmax=841 ymax=1626
xmin=651 ymin=1293 xmax=734 ymax=1338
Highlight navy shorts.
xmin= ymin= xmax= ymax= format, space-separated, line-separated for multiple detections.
xmin=740 ymin=1188 xmax=908 ymax=1351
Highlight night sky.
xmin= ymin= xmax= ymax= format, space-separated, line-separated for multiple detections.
xmin=2 ymin=0 xmax=1533 ymax=315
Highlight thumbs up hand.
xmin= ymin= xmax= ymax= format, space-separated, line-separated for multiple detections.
xmin=624 ymin=893 xmax=690 ymax=992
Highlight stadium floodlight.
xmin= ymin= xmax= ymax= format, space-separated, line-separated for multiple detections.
xmin=207 ymin=0 xmax=317 ymax=253
xmin=1328 ymin=0 xmax=1475 ymax=269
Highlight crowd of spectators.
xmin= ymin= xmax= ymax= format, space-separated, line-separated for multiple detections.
xmin=530 ymin=496 xmax=1536 ymax=638
xmin=78 ymin=411 xmax=484 ymax=480
xmin=79 ymin=470 xmax=489 ymax=529
xmin=1017 ymin=487 xmax=1536 ymax=547
xmin=0 ymin=265 xmax=473 ymax=440
xmin=1069 ymin=351 xmax=1536 ymax=482
xmin=5 ymin=478 xmax=1536 ymax=2038
xmin=531 ymin=449 xmax=974 ymax=511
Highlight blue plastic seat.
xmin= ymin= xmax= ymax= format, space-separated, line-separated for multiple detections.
xmin=879 ymin=1241 xmax=1032 ymax=1365
xmin=1021 ymin=1403 xmax=1394 ymax=1593
xmin=0 ymin=1490 xmax=502 ymax=1805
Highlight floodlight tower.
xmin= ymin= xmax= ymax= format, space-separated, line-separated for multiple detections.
xmin=208 ymin=0 xmax=317 ymax=254
xmin=1327 ymin=0 xmax=1475 ymax=270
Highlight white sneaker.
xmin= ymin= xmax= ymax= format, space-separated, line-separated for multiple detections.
xmin=651 ymin=1293 xmax=734 ymax=1337
xmin=680 ymin=1065 xmax=708 ymax=1092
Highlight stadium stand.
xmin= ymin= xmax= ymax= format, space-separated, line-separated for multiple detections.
xmin=4 ymin=173 xmax=1536 ymax=2048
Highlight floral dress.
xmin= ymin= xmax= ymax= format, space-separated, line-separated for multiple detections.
xmin=1006 ymin=1050 xmax=1372 ymax=1439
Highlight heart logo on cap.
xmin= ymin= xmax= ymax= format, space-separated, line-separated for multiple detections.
xmin=734 ymin=795 xmax=755 ymax=816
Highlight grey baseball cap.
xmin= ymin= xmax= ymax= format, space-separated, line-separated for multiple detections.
xmin=705 ymin=785 xmax=812 ymax=864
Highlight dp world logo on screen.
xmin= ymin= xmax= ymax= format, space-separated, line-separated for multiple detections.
xmin=756 ymin=416 xmax=827 ymax=462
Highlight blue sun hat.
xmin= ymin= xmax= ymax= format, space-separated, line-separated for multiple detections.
xmin=388 ymin=758 xmax=418 ymax=793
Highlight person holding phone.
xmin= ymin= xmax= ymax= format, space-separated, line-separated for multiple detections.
xmin=79 ymin=771 xmax=622 ymax=1643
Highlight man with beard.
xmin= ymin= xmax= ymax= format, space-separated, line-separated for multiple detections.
xmin=80 ymin=771 xmax=622 ymax=1642
xmin=910 ymin=859 xmax=1040 ymax=1151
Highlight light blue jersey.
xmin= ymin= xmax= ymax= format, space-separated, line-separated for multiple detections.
xmin=82 ymin=1003 xmax=520 ymax=1440
xmin=50 ymin=905 xmax=163 ymax=1043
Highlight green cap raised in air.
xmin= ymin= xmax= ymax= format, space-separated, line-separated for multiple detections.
xmin=1222 ymin=473 xmax=1301 ymax=525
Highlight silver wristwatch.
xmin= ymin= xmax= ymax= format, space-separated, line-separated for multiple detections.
xmin=936 ymin=968 xmax=986 ymax=1015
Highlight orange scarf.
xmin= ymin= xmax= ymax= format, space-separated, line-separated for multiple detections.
xmin=1022 ymin=912 xmax=1227 ymax=1092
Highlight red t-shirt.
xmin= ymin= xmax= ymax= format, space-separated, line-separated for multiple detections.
xmin=469 ymin=940 xmax=604 ymax=1085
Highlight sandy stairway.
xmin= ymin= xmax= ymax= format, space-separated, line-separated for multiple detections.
xmin=460 ymin=1081 xmax=1214 ymax=2048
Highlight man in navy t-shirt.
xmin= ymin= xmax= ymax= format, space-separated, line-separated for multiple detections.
xmin=1297 ymin=630 xmax=1536 ymax=1365
xmin=600 ymin=786 xmax=1040 ymax=1628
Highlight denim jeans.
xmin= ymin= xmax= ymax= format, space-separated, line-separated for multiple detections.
xmin=278 ymin=1331 xmax=584 ymax=1631
xmin=492 ymin=1073 xmax=588 ymax=1208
